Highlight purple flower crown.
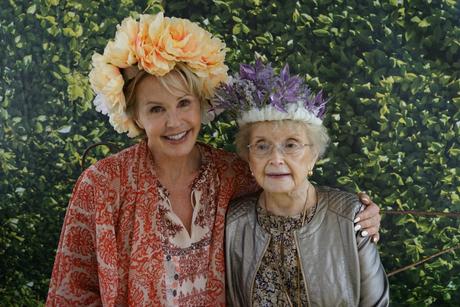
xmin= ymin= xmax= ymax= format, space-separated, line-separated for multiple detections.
xmin=212 ymin=59 xmax=327 ymax=125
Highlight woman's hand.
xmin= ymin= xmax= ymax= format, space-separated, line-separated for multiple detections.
xmin=354 ymin=192 xmax=381 ymax=243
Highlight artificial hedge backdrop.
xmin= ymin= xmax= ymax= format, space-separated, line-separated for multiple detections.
xmin=1 ymin=0 xmax=459 ymax=305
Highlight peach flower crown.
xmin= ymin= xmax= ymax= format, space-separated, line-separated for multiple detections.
xmin=89 ymin=12 xmax=228 ymax=137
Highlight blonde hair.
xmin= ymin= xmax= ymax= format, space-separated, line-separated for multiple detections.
xmin=235 ymin=120 xmax=330 ymax=161
xmin=123 ymin=64 xmax=208 ymax=133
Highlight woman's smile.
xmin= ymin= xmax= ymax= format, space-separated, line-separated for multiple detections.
xmin=162 ymin=129 xmax=191 ymax=143
xmin=266 ymin=172 xmax=291 ymax=178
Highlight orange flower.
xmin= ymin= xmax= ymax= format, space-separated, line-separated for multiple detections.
xmin=89 ymin=53 xmax=142 ymax=136
xmin=89 ymin=12 xmax=229 ymax=137
xmin=187 ymin=35 xmax=228 ymax=98
xmin=163 ymin=17 xmax=205 ymax=61
xmin=109 ymin=111 xmax=142 ymax=137
xmin=136 ymin=13 xmax=175 ymax=76
xmin=89 ymin=53 xmax=125 ymax=110
xmin=103 ymin=17 xmax=139 ymax=68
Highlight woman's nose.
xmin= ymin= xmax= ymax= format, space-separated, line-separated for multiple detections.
xmin=268 ymin=148 xmax=285 ymax=165
xmin=166 ymin=111 xmax=180 ymax=128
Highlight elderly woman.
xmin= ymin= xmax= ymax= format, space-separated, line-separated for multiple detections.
xmin=219 ymin=61 xmax=389 ymax=306
xmin=47 ymin=13 xmax=381 ymax=306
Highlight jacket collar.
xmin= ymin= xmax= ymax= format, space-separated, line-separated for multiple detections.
xmin=249 ymin=186 xmax=331 ymax=238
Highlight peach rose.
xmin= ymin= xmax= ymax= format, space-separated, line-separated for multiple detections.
xmin=162 ymin=17 xmax=205 ymax=61
xmin=109 ymin=111 xmax=142 ymax=137
xmin=89 ymin=12 xmax=230 ymax=137
xmin=136 ymin=13 xmax=175 ymax=76
xmin=187 ymin=34 xmax=227 ymax=78
xmin=103 ymin=17 xmax=139 ymax=68
xmin=89 ymin=53 xmax=126 ymax=112
xmin=185 ymin=34 xmax=228 ymax=98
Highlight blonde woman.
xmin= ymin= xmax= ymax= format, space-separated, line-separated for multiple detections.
xmin=47 ymin=14 xmax=382 ymax=306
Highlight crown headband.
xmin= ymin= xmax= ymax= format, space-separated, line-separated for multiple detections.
xmin=212 ymin=60 xmax=327 ymax=126
xmin=89 ymin=13 xmax=228 ymax=137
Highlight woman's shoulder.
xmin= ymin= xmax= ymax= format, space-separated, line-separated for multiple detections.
xmin=81 ymin=140 xmax=146 ymax=181
xmin=226 ymin=192 xmax=259 ymax=225
xmin=198 ymin=142 xmax=239 ymax=161
xmin=198 ymin=143 xmax=248 ymax=174
xmin=318 ymin=186 xmax=362 ymax=222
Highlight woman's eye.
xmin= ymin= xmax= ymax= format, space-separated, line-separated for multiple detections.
xmin=285 ymin=140 xmax=300 ymax=149
xmin=150 ymin=106 xmax=164 ymax=113
xmin=178 ymin=99 xmax=191 ymax=108
xmin=256 ymin=143 xmax=270 ymax=151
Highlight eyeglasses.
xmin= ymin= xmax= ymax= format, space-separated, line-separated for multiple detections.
xmin=247 ymin=140 xmax=312 ymax=157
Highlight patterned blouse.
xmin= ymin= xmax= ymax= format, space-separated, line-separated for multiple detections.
xmin=46 ymin=140 xmax=258 ymax=306
xmin=253 ymin=203 xmax=317 ymax=307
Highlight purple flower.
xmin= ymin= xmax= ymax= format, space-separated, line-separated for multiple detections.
xmin=307 ymin=90 xmax=328 ymax=119
xmin=240 ymin=59 xmax=274 ymax=95
xmin=267 ymin=64 xmax=304 ymax=112
xmin=212 ymin=59 xmax=328 ymax=121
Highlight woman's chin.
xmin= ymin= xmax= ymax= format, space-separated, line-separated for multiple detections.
xmin=261 ymin=183 xmax=295 ymax=194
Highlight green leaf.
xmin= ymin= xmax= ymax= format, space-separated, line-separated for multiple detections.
xmin=68 ymin=85 xmax=84 ymax=101
xmin=318 ymin=14 xmax=332 ymax=24
xmin=26 ymin=4 xmax=36 ymax=14
xmin=255 ymin=36 xmax=269 ymax=44
xmin=46 ymin=0 xmax=60 ymax=5
xmin=57 ymin=125 xmax=71 ymax=134
xmin=418 ymin=19 xmax=430 ymax=28
xmin=313 ymin=29 xmax=329 ymax=37
xmin=58 ymin=64 xmax=70 ymax=74
xmin=232 ymin=24 xmax=241 ymax=35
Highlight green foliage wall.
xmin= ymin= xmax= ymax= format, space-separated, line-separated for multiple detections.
xmin=1 ymin=0 xmax=459 ymax=305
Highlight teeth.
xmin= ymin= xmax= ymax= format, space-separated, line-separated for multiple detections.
xmin=165 ymin=131 xmax=187 ymax=140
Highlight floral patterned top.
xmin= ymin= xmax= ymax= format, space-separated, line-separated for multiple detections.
xmin=46 ymin=140 xmax=258 ymax=307
xmin=253 ymin=203 xmax=317 ymax=307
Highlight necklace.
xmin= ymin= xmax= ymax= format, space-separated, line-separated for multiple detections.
xmin=262 ymin=184 xmax=317 ymax=307
xmin=262 ymin=184 xmax=312 ymax=219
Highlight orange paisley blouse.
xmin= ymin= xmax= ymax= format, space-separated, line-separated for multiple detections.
xmin=46 ymin=140 xmax=258 ymax=306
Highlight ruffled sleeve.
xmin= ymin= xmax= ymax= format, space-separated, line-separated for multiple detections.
xmin=46 ymin=158 xmax=121 ymax=306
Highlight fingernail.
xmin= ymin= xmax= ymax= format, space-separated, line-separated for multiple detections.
xmin=360 ymin=206 xmax=365 ymax=212
xmin=354 ymin=216 xmax=361 ymax=223
xmin=373 ymin=237 xmax=378 ymax=243
xmin=361 ymin=230 xmax=368 ymax=237
xmin=354 ymin=224 xmax=362 ymax=231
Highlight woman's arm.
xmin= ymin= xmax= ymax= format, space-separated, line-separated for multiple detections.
xmin=356 ymin=192 xmax=382 ymax=243
xmin=46 ymin=168 xmax=102 ymax=306
xmin=228 ymin=154 xmax=382 ymax=241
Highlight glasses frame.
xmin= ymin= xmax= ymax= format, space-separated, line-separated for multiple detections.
xmin=247 ymin=141 xmax=312 ymax=157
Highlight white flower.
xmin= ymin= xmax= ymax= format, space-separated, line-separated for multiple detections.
xmin=93 ymin=94 xmax=110 ymax=115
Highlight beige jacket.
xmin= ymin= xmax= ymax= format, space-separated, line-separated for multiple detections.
xmin=225 ymin=186 xmax=389 ymax=307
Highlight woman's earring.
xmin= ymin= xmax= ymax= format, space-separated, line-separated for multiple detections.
xmin=307 ymin=169 xmax=313 ymax=177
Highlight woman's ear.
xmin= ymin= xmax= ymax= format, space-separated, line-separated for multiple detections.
xmin=135 ymin=119 xmax=144 ymax=130
xmin=310 ymin=150 xmax=320 ymax=170
xmin=248 ymin=164 xmax=254 ymax=176
xmin=132 ymin=107 xmax=144 ymax=130
xmin=314 ymin=152 xmax=319 ymax=164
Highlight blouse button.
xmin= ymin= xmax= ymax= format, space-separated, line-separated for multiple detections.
xmin=174 ymin=273 xmax=179 ymax=280
xmin=166 ymin=255 xmax=171 ymax=261
xmin=172 ymin=289 xmax=177 ymax=297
